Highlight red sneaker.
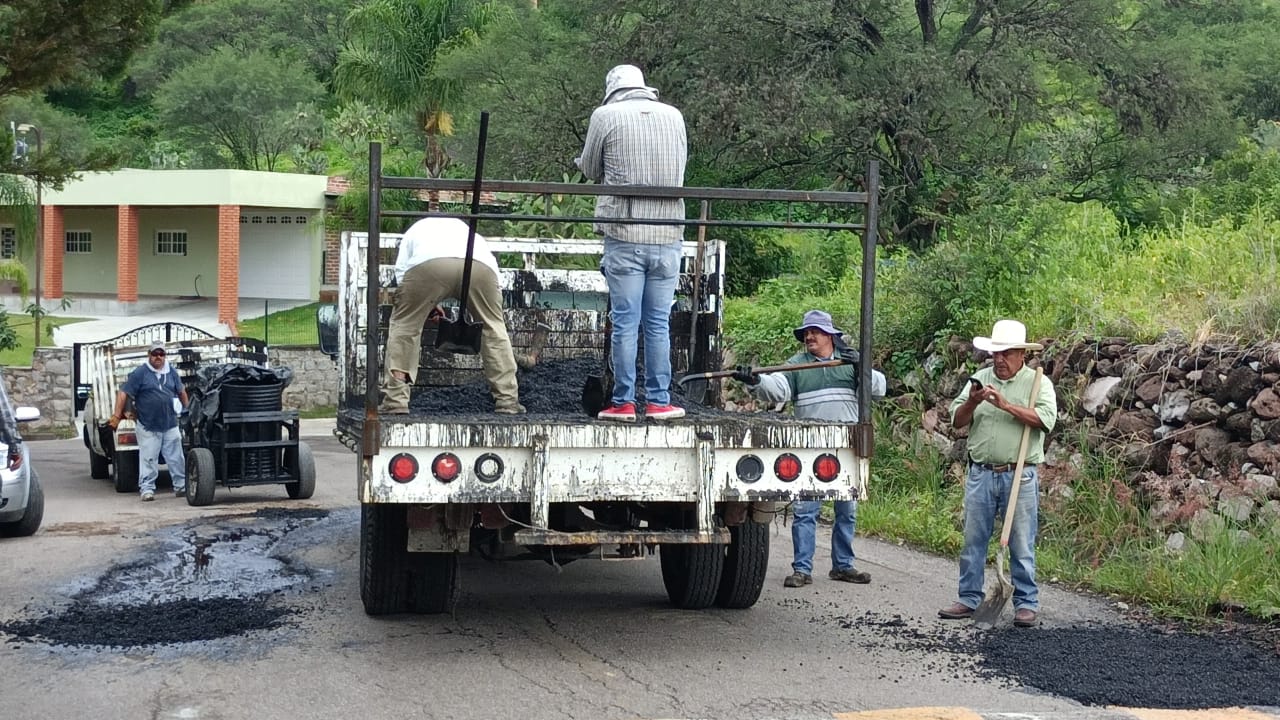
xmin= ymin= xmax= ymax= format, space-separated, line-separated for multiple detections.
xmin=645 ymin=403 xmax=686 ymax=420
xmin=597 ymin=403 xmax=637 ymax=422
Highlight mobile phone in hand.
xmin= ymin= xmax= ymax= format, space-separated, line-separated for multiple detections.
xmin=968 ymin=377 xmax=983 ymax=393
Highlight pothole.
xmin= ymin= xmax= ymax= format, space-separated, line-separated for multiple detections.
xmin=1 ymin=508 xmax=335 ymax=649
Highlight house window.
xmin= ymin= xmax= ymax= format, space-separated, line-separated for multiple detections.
xmin=0 ymin=227 xmax=14 ymax=259
xmin=65 ymin=230 xmax=93 ymax=254
xmin=155 ymin=230 xmax=188 ymax=256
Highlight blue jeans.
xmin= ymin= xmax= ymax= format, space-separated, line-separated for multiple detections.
xmin=601 ymin=238 xmax=682 ymax=407
xmin=958 ymin=464 xmax=1039 ymax=611
xmin=137 ymin=425 xmax=186 ymax=495
xmin=791 ymin=500 xmax=857 ymax=575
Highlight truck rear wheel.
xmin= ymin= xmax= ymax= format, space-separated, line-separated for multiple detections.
xmin=284 ymin=442 xmax=316 ymax=499
xmin=112 ymin=450 xmax=139 ymax=494
xmin=660 ymin=541 xmax=725 ymax=610
xmin=715 ymin=520 xmax=770 ymax=608
xmin=85 ymin=426 xmax=110 ymax=480
xmin=361 ymin=503 xmax=410 ymax=615
xmin=361 ymin=504 xmax=458 ymax=615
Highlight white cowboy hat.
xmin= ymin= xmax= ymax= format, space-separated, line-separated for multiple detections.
xmin=973 ymin=319 xmax=1043 ymax=352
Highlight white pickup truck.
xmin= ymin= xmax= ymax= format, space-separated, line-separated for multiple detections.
xmin=327 ymin=145 xmax=882 ymax=615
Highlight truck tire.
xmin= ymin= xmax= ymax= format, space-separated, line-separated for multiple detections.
xmin=187 ymin=448 xmax=217 ymax=506
xmin=714 ymin=520 xmax=770 ymax=608
xmin=85 ymin=426 xmax=109 ymax=480
xmin=361 ymin=503 xmax=410 ymax=615
xmin=284 ymin=442 xmax=316 ymax=499
xmin=0 ymin=468 xmax=43 ymax=537
xmin=112 ymin=450 xmax=139 ymax=494
xmin=405 ymin=552 xmax=458 ymax=614
xmin=659 ymin=542 xmax=725 ymax=610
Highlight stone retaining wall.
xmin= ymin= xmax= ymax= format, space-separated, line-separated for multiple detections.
xmin=913 ymin=335 xmax=1280 ymax=543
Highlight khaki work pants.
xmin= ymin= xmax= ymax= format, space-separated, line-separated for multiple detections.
xmin=382 ymin=258 xmax=519 ymax=412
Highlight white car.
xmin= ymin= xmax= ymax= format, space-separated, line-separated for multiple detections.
xmin=0 ymin=407 xmax=44 ymax=537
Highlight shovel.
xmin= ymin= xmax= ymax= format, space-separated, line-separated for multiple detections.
xmin=674 ymin=359 xmax=848 ymax=388
xmin=516 ymin=322 xmax=552 ymax=370
xmin=435 ymin=111 xmax=490 ymax=355
xmin=973 ymin=365 xmax=1044 ymax=630
xmin=581 ymin=313 xmax=613 ymax=416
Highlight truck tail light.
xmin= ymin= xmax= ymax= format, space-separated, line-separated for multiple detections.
xmin=774 ymin=453 xmax=801 ymax=482
xmin=117 ymin=432 xmax=137 ymax=445
xmin=431 ymin=453 xmax=461 ymax=483
xmin=474 ymin=453 xmax=504 ymax=483
xmin=735 ymin=455 xmax=763 ymax=483
xmin=813 ymin=453 xmax=840 ymax=482
xmin=388 ymin=453 xmax=419 ymax=483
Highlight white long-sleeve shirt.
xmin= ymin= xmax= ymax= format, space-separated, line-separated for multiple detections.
xmin=393 ymin=217 xmax=500 ymax=285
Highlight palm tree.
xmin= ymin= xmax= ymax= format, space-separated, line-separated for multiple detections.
xmin=0 ymin=175 xmax=34 ymax=297
xmin=334 ymin=0 xmax=494 ymax=178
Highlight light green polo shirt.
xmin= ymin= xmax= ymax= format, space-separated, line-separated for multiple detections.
xmin=950 ymin=364 xmax=1057 ymax=465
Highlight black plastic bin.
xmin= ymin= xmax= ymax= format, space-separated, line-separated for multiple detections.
xmin=220 ymin=381 xmax=284 ymax=480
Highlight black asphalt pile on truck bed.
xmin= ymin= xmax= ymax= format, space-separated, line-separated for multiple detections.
xmin=406 ymin=355 xmax=733 ymax=419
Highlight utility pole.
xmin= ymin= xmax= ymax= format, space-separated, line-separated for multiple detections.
xmin=15 ymin=123 xmax=43 ymax=347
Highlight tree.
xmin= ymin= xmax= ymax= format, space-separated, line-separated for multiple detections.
xmin=153 ymin=49 xmax=325 ymax=170
xmin=129 ymin=0 xmax=348 ymax=95
xmin=334 ymin=0 xmax=494 ymax=177
xmin=0 ymin=0 xmax=160 ymax=99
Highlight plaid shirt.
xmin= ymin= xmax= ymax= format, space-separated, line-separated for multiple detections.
xmin=0 ymin=374 xmax=23 ymax=449
xmin=576 ymin=91 xmax=687 ymax=245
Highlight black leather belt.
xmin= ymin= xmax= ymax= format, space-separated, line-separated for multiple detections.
xmin=971 ymin=460 xmax=1034 ymax=473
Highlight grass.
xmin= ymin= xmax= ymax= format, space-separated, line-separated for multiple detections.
xmin=0 ymin=314 xmax=93 ymax=367
xmin=237 ymin=302 xmax=321 ymax=346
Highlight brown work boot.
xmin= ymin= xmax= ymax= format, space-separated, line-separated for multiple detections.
xmin=828 ymin=567 xmax=871 ymax=584
xmin=1013 ymin=608 xmax=1039 ymax=627
xmin=495 ymin=402 xmax=527 ymax=415
xmin=782 ymin=572 xmax=812 ymax=588
xmin=937 ymin=602 xmax=975 ymax=619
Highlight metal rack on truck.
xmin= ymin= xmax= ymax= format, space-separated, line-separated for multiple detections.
xmin=329 ymin=141 xmax=881 ymax=615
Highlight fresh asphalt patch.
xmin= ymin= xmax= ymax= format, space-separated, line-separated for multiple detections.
xmin=0 ymin=507 xmax=339 ymax=650
xmin=846 ymin=610 xmax=1280 ymax=710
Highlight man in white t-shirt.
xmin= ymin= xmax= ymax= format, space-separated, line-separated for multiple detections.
xmin=381 ymin=217 xmax=524 ymax=415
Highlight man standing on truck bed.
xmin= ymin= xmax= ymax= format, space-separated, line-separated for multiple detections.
xmin=111 ymin=341 xmax=188 ymax=501
xmin=576 ymin=63 xmax=688 ymax=423
xmin=732 ymin=310 xmax=887 ymax=587
xmin=381 ymin=216 xmax=524 ymax=415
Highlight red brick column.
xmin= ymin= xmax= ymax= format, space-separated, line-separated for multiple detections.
xmin=217 ymin=205 xmax=240 ymax=328
xmin=42 ymin=205 xmax=64 ymax=298
xmin=116 ymin=205 xmax=138 ymax=302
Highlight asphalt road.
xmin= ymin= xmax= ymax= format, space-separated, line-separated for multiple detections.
xmin=1 ymin=425 xmax=1275 ymax=720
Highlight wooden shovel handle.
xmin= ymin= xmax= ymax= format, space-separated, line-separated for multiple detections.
xmin=998 ymin=366 xmax=1044 ymax=548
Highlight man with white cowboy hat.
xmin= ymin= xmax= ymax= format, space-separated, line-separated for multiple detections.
xmin=731 ymin=309 xmax=887 ymax=588
xmin=575 ymin=64 xmax=688 ymax=423
xmin=940 ymin=319 xmax=1057 ymax=627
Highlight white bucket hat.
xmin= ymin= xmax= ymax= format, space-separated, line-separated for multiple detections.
xmin=603 ymin=64 xmax=656 ymax=103
xmin=973 ymin=319 xmax=1043 ymax=352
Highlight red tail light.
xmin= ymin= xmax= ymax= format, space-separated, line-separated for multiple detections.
xmin=388 ymin=453 xmax=419 ymax=483
xmin=117 ymin=432 xmax=137 ymax=445
xmin=774 ymin=453 xmax=801 ymax=482
xmin=431 ymin=453 xmax=461 ymax=483
xmin=813 ymin=453 xmax=840 ymax=482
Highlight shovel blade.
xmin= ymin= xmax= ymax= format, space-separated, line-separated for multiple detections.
xmin=435 ymin=315 xmax=483 ymax=355
xmin=972 ymin=549 xmax=1013 ymax=629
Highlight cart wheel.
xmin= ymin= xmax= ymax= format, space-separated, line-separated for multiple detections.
xmin=285 ymin=442 xmax=316 ymax=500
xmin=187 ymin=448 xmax=217 ymax=506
